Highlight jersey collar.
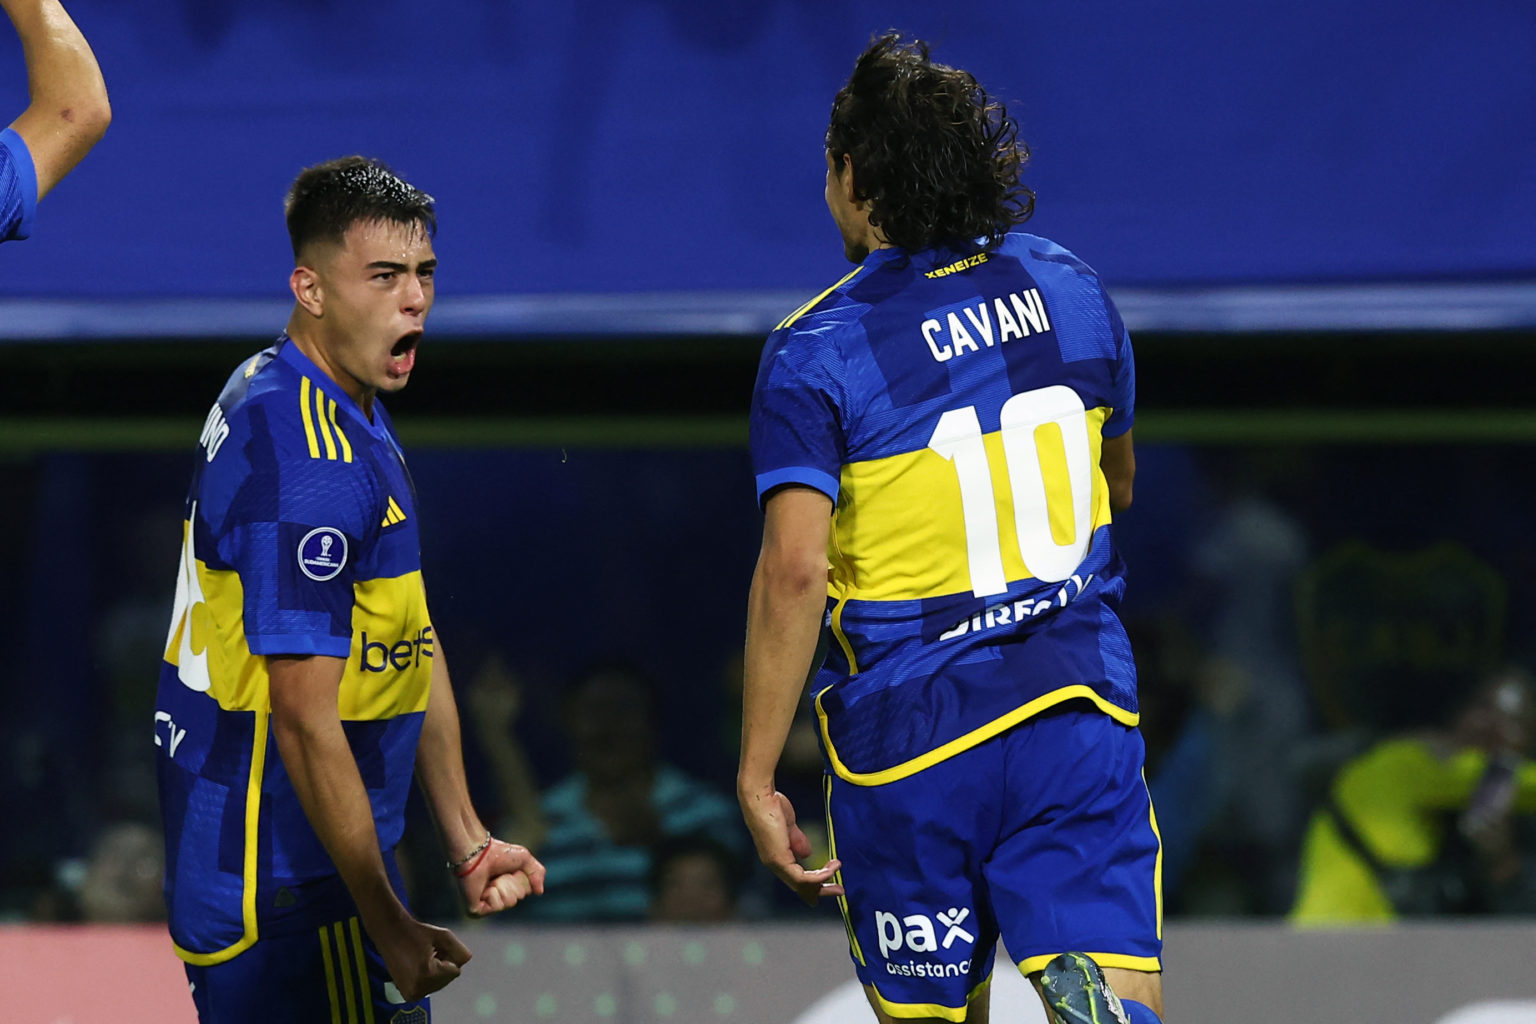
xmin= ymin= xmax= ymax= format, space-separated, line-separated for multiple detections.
xmin=865 ymin=240 xmax=984 ymax=273
xmin=860 ymin=246 xmax=907 ymax=270
xmin=275 ymin=334 xmax=391 ymax=441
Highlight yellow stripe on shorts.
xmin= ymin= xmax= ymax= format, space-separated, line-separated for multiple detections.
xmin=318 ymin=924 xmax=343 ymax=1024
xmin=333 ymin=920 xmax=358 ymax=1023
xmin=350 ymin=917 xmax=376 ymax=1024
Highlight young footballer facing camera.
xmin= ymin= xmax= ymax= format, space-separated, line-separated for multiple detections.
xmin=155 ymin=158 xmax=545 ymax=1023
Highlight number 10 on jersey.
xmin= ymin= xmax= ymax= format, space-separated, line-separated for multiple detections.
xmin=928 ymin=385 xmax=1095 ymax=595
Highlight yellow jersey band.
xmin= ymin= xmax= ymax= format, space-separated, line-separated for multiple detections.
xmin=828 ymin=406 xmax=1113 ymax=604
xmin=164 ymin=550 xmax=433 ymax=720
xmin=815 ymin=683 xmax=1139 ymax=786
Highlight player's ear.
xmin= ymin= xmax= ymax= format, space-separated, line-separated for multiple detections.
xmin=838 ymin=153 xmax=861 ymax=206
xmin=290 ymin=264 xmax=324 ymax=318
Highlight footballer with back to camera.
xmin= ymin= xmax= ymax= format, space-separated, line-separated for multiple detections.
xmin=154 ymin=157 xmax=545 ymax=1023
xmin=740 ymin=33 xmax=1163 ymax=1024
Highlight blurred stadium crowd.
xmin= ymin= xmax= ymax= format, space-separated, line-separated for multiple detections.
xmin=4 ymin=438 xmax=1534 ymax=929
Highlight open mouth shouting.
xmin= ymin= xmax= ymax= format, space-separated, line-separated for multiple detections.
xmin=388 ymin=330 xmax=423 ymax=377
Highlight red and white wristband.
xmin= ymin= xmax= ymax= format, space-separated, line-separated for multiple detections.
xmin=449 ymin=831 xmax=493 ymax=878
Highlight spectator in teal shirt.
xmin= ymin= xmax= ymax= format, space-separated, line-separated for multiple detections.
xmin=525 ymin=663 xmax=740 ymax=922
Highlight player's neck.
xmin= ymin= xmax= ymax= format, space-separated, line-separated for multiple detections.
xmin=285 ymin=315 xmax=377 ymax=419
xmin=858 ymin=222 xmax=894 ymax=259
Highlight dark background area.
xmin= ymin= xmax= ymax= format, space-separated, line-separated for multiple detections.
xmin=6 ymin=329 xmax=1536 ymax=418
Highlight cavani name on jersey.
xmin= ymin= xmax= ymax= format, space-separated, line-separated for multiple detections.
xmin=750 ymin=234 xmax=1138 ymax=786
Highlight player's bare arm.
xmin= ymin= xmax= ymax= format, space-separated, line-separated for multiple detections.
xmin=1 ymin=0 xmax=108 ymax=198
xmin=739 ymin=484 xmax=844 ymax=906
xmin=1102 ymin=429 xmax=1135 ymax=510
xmin=465 ymin=659 xmax=551 ymax=852
xmin=415 ymin=638 xmax=547 ymax=915
xmin=268 ymin=653 xmax=471 ymax=1002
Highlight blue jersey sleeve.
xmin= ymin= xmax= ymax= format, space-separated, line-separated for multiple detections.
xmin=1102 ymin=291 xmax=1136 ymax=438
xmin=748 ymin=325 xmax=848 ymax=508
xmin=213 ymin=406 xmax=380 ymax=657
xmin=0 ymin=128 xmax=39 ymax=243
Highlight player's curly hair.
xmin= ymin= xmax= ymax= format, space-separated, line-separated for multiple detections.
xmin=826 ymin=33 xmax=1034 ymax=253
xmin=284 ymin=156 xmax=436 ymax=260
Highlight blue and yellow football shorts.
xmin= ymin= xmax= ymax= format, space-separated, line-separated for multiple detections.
xmin=183 ymin=864 xmax=432 ymax=1024
xmin=824 ymin=701 xmax=1162 ymax=1020
xmin=185 ymin=912 xmax=431 ymax=1024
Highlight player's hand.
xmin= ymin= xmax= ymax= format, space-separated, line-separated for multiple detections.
xmin=457 ymin=837 xmax=547 ymax=917
xmin=740 ymin=788 xmax=844 ymax=906
xmin=369 ymin=914 xmax=472 ymax=1003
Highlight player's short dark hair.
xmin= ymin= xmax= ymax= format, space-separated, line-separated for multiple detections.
xmin=826 ymin=32 xmax=1034 ymax=253
xmin=283 ymin=156 xmax=436 ymax=260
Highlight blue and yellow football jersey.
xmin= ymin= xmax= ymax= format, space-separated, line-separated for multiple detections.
xmin=155 ymin=337 xmax=433 ymax=965
xmin=750 ymin=234 xmax=1137 ymax=786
